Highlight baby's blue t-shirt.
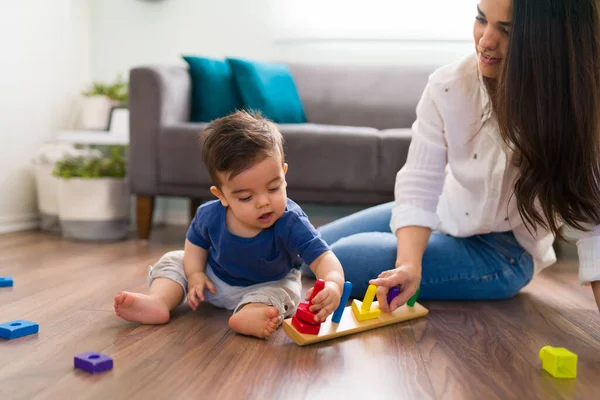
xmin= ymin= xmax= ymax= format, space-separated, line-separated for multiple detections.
xmin=186 ymin=199 xmax=330 ymax=286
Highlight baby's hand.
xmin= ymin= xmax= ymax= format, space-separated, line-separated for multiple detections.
xmin=307 ymin=281 xmax=342 ymax=322
xmin=187 ymin=272 xmax=217 ymax=311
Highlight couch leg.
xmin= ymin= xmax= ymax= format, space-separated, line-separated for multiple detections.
xmin=190 ymin=198 xmax=202 ymax=222
xmin=136 ymin=196 xmax=155 ymax=240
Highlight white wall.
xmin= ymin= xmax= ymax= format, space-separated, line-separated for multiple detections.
xmin=89 ymin=0 xmax=275 ymax=82
xmin=0 ymin=0 xmax=90 ymax=233
xmin=90 ymin=0 xmax=473 ymax=81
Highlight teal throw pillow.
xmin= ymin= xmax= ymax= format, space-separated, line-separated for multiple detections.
xmin=182 ymin=55 xmax=243 ymax=122
xmin=227 ymin=58 xmax=307 ymax=124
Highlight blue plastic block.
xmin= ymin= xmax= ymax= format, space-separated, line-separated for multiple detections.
xmin=74 ymin=352 xmax=113 ymax=373
xmin=0 ymin=276 xmax=13 ymax=287
xmin=0 ymin=320 xmax=39 ymax=339
xmin=331 ymin=281 xmax=352 ymax=324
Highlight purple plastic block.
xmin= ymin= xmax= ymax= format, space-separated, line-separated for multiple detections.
xmin=74 ymin=352 xmax=113 ymax=373
xmin=387 ymin=286 xmax=400 ymax=305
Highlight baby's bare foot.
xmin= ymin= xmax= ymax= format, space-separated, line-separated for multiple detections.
xmin=228 ymin=303 xmax=280 ymax=339
xmin=114 ymin=291 xmax=170 ymax=324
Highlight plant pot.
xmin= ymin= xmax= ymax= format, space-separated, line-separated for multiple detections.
xmin=57 ymin=177 xmax=130 ymax=241
xmin=79 ymin=95 xmax=120 ymax=130
xmin=33 ymin=164 xmax=61 ymax=233
xmin=32 ymin=143 xmax=98 ymax=234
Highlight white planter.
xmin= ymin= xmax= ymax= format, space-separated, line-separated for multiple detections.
xmin=33 ymin=164 xmax=61 ymax=233
xmin=57 ymin=178 xmax=130 ymax=241
xmin=32 ymin=143 xmax=100 ymax=234
xmin=80 ymin=96 xmax=119 ymax=130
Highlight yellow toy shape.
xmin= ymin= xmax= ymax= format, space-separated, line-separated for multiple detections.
xmin=539 ymin=346 xmax=577 ymax=378
xmin=351 ymin=284 xmax=381 ymax=321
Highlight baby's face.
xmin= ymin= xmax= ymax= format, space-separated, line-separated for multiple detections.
xmin=215 ymin=153 xmax=288 ymax=233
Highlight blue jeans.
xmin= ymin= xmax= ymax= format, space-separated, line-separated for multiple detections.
xmin=304 ymin=202 xmax=534 ymax=300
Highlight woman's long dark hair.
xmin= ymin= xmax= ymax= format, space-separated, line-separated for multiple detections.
xmin=492 ymin=0 xmax=600 ymax=239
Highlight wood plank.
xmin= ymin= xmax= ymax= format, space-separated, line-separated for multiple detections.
xmin=40 ymin=305 xmax=232 ymax=400
xmin=177 ymin=311 xmax=437 ymax=400
xmin=0 ymin=228 xmax=598 ymax=400
xmin=414 ymin=266 xmax=600 ymax=400
xmin=476 ymin=297 xmax=600 ymax=399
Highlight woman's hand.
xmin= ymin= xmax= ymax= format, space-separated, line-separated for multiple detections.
xmin=369 ymin=264 xmax=422 ymax=312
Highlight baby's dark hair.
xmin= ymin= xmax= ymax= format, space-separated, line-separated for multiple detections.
xmin=200 ymin=110 xmax=284 ymax=187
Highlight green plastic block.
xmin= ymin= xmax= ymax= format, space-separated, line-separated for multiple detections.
xmin=407 ymin=287 xmax=420 ymax=307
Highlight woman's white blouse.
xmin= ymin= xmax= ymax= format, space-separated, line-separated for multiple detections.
xmin=391 ymin=53 xmax=600 ymax=284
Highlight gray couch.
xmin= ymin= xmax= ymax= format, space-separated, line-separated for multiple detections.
xmin=129 ymin=62 xmax=437 ymax=239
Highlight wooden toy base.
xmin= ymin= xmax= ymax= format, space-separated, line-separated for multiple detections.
xmin=282 ymin=301 xmax=429 ymax=346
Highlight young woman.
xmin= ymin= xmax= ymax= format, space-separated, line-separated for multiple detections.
xmin=308 ymin=0 xmax=600 ymax=312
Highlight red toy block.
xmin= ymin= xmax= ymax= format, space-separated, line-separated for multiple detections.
xmin=295 ymin=303 xmax=319 ymax=325
xmin=291 ymin=315 xmax=321 ymax=335
xmin=308 ymin=279 xmax=325 ymax=303
xmin=290 ymin=279 xmax=326 ymax=335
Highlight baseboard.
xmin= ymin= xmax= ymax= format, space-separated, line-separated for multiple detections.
xmin=0 ymin=213 xmax=40 ymax=234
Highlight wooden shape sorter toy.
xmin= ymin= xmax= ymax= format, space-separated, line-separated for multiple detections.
xmin=283 ymin=282 xmax=429 ymax=346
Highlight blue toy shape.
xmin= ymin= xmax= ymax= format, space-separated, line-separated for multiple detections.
xmin=331 ymin=281 xmax=352 ymax=323
xmin=0 ymin=320 xmax=39 ymax=339
xmin=0 ymin=276 xmax=13 ymax=287
xmin=74 ymin=352 xmax=114 ymax=373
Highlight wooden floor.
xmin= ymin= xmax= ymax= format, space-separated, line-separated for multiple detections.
xmin=1 ymin=226 xmax=599 ymax=400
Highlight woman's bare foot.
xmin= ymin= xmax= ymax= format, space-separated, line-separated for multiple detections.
xmin=228 ymin=303 xmax=280 ymax=339
xmin=114 ymin=291 xmax=170 ymax=324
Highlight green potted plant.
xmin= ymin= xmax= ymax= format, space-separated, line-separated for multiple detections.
xmin=80 ymin=75 xmax=128 ymax=130
xmin=53 ymin=146 xmax=130 ymax=241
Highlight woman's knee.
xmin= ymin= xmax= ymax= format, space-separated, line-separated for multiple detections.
xmin=419 ymin=266 xmax=532 ymax=301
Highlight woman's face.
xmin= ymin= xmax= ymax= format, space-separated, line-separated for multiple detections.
xmin=473 ymin=0 xmax=512 ymax=79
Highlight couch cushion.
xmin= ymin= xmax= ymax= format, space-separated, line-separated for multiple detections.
xmin=288 ymin=63 xmax=435 ymax=130
xmin=182 ymin=56 xmax=244 ymax=122
xmin=158 ymin=123 xmax=211 ymax=186
xmin=279 ymin=124 xmax=379 ymax=192
xmin=227 ymin=58 xmax=307 ymax=124
xmin=376 ymin=128 xmax=413 ymax=192
xmin=158 ymin=123 xmax=380 ymax=193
